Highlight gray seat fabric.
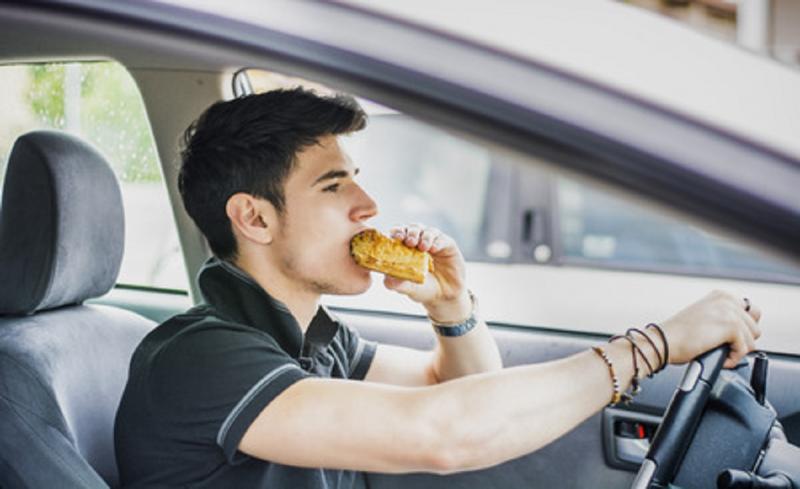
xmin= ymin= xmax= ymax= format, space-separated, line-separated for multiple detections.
xmin=0 ymin=131 xmax=155 ymax=488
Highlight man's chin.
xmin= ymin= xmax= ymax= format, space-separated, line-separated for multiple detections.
xmin=334 ymin=270 xmax=373 ymax=296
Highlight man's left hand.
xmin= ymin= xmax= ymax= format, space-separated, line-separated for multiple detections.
xmin=383 ymin=223 xmax=471 ymax=323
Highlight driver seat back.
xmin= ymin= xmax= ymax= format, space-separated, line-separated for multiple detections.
xmin=0 ymin=131 xmax=155 ymax=488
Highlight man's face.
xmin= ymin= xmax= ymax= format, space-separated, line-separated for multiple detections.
xmin=270 ymin=134 xmax=378 ymax=295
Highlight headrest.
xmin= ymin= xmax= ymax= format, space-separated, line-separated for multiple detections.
xmin=0 ymin=130 xmax=124 ymax=315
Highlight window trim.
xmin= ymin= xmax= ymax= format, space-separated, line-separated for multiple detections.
xmin=114 ymin=283 xmax=189 ymax=296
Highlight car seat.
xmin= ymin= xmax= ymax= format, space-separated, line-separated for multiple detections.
xmin=0 ymin=131 xmax=155 ymax=488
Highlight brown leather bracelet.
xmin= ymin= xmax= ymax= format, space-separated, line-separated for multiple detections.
xmin=628 ymin=328 xmax=661 ymax=376
xmin=646 ymin=323 xmax=670 ymax=372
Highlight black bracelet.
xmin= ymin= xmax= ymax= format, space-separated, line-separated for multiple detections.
xmin=628 ymin=328 xmax=662 ymax=377
xmin=646 ymin=323 xmax=670 ymax=372
xmin=616 ymin=332 xmax=654 ymax=378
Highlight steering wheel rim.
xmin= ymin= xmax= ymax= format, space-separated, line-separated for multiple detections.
xmin=630 ymin=345 xmax=730 ymax=489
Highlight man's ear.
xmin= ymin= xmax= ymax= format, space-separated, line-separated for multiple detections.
xmin=225 ymin=193 xmax=278 ymax=246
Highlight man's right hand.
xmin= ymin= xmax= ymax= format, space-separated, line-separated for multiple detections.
xmin=660 ymin=290 xmax=762 ymax=368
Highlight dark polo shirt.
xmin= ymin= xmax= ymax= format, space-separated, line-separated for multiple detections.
xmin=114 ymin=257 xmax=377 ymax=488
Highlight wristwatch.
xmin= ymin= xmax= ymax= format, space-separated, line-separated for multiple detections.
xmin=429 ymin=290 xmax=479 ymax=337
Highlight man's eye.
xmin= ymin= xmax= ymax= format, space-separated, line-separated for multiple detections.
xmin=322 ymin=183 xmax=340 ymax=193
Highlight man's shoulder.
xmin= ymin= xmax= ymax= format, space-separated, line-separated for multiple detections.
xmin=125 ymin=303 xmax=301 ymax=405
xmin=161 ymin=303 xmax=271 ymax=339
xmin=132 ymin=304 xmax=282 ymax=370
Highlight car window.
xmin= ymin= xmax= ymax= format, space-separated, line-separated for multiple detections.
xmin=242 ymin=70 xmax=496 ymax=262
xmin=238 ymin=69 xmax=800 ymax=355
xmin=0 ymin=61 xmax=189 ymax=292
xmin=555 ymin=175 xmax=800 ymax=283
xmin=340 ymin=113 xmax=492 ymax=260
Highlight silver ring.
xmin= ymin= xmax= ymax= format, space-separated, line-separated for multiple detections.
xmin=744 ymin=297 xmax=751 ymax=312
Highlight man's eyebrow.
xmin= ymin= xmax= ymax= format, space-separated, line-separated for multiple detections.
xmin=311 ymin=167 xmax=360 ymax=187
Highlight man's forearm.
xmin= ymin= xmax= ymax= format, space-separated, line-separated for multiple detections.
xmin=423 ymin=339 xmax=642 ymax=474
xmin=431 ymin=319 xmax=503 ymax=383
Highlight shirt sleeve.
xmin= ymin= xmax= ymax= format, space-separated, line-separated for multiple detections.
xmin=338 ymin=322 xmax=377 ymax=381
xmin=151 ymin=321 xmax=312 ymax=463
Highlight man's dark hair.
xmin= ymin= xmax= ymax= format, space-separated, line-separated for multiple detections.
xmin=178 ymin=87 xmax=367 ymax=260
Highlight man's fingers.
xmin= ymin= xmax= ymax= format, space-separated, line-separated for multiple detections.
xmin=389 ymin=223 xmax=459 ymax=259
xmin=429 ymin=235 xmax=444 ymax=254
xmin=417 ymin=228 xmax=441 ymax=252
xmin=393 ymin=224 xmax=454 ymax=253
xmin=743 ymin=328 xmax=756 ymax=353
xmin=737 ymin=308 xmax=762 ymax=340
xmin=403 ymin=224 xmax=423 ymax=247
xmin=430 ymin=234 xmax=456 ymax=255
xmin=725 ymin=327 xmax=756 ymax=368
xmin=724 ymin=331 xmax=749 ymax=368
xmin=747 ymin=302 xmax=762 ymax=323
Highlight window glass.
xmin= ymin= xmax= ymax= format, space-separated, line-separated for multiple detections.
xmin=240 ymin=69 xmax=800 ymax=355
xmin=340 ymin=114 xmax=491 ymax=260
xmin=557 ymin=176 xmax=800 ymax=282
xmin=244 ymin=70 xmax=493 ymax=261
xmin=0 ymin=62 xmax=188 ymax=291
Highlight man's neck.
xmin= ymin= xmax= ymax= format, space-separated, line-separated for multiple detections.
xmin=232 ymin=256 xmax=319 ymax=333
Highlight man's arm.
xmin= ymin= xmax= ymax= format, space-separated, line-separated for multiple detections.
xmin=363 ymin=225 xmax=502 ymax=387
xmin=240 ymin=345 xmax=616 ymax=474
xmin=363 ymin=316 xmax=501 ymax=386
xmin=240 ymin=291 xmax=762 ymax=474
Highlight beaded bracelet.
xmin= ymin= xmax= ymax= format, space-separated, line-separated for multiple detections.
xmin=592 ymin=346 xmax=631 ymax=406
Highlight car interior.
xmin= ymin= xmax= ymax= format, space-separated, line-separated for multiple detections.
xmin=1 ymin=2 xmax=799 ymax=489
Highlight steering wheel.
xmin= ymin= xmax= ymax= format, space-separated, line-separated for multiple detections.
xmin=630 ymin=346 xmax=729 ymax=489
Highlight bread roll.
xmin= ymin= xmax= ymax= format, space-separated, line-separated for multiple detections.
xmin=350 ymin=229 xmax=434 ymax=284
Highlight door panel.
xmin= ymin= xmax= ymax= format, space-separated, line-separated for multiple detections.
xmin=333 ymin=308 xmax=800 ymax=488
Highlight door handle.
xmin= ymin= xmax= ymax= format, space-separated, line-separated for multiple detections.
xmin=615 ymin=436 xmax=651 ymax=465
xmin=602 ymin=407 xmax=662 ymax=471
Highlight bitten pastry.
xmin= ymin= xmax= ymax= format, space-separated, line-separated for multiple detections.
xmin=350 ymin=229 xmax=434 ymax=284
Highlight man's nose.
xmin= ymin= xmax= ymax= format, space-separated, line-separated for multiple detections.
xmin=351 ymin=185 xmax=378 ymax=222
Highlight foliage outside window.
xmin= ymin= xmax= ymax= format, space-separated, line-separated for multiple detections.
xmin=0 ymin=62 xmax=188 ymax=291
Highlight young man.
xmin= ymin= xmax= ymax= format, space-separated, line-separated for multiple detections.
xmin=114 ymin=88 xmax=762 ymax=488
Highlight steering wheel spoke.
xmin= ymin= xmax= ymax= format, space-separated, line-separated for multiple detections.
xmin=631 ymin=346 xmax=729 ymax=489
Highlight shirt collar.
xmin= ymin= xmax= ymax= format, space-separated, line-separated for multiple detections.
xmin=196 ymin=256 xmax=340 ymax=359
